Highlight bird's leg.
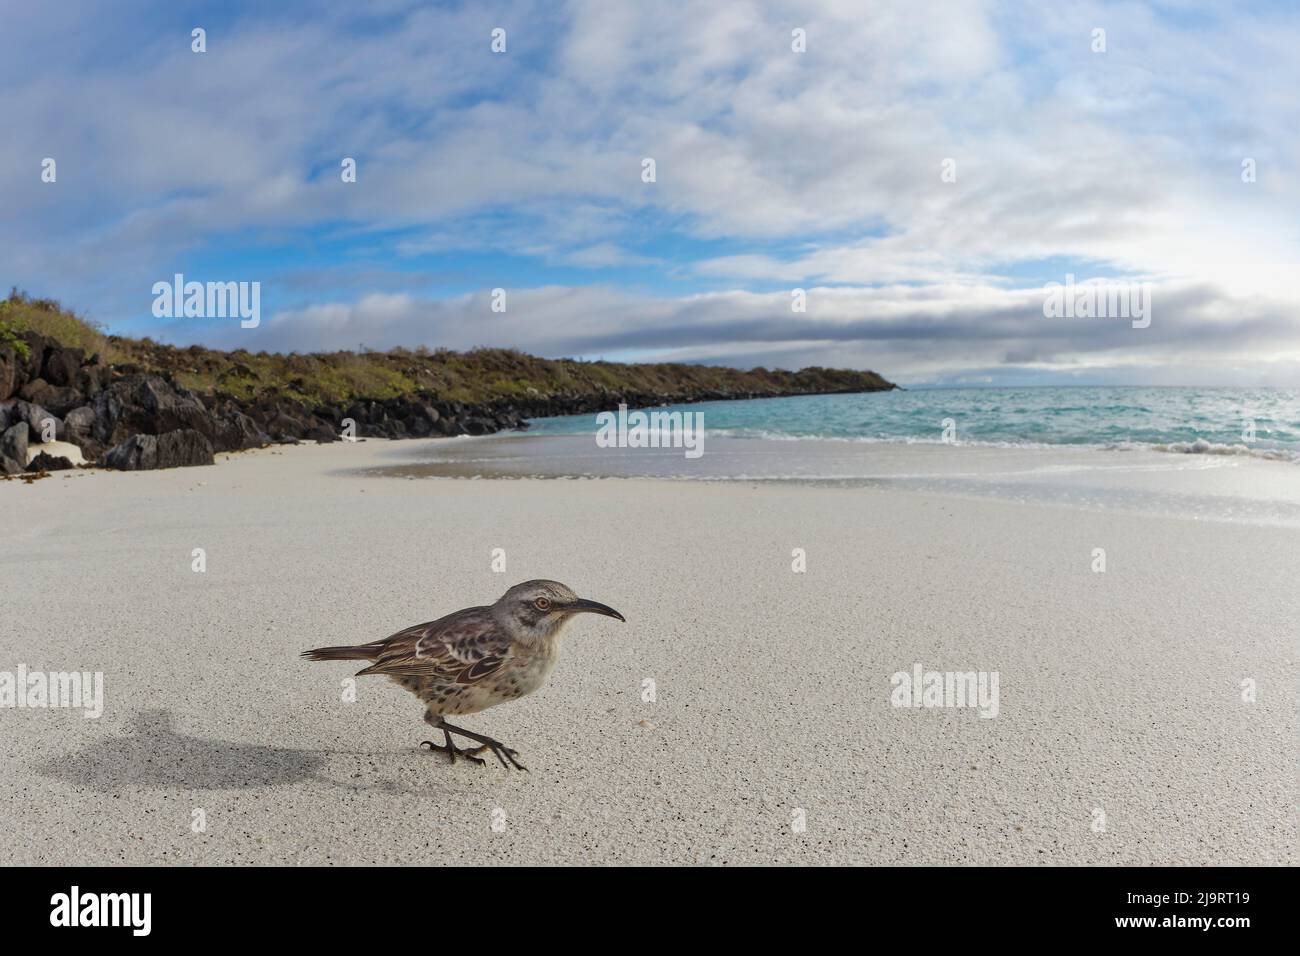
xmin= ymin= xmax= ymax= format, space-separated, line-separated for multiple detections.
xmin=438 ymin=719 xmax=528 ymax=771
xmin=420 ymin=714 xmax=486 ymax=766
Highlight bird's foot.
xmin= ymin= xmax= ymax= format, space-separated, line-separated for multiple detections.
xmin=483 ymin=741 xmax=527 ymax=772
xmin=419 ymin=739 xmax=486 ymax=766
xmin=437 ymin=720 xmax=529 ymax=771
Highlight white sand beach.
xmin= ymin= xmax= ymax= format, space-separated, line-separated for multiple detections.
xmin=1 ymin=439 xmax=1295 ymax=865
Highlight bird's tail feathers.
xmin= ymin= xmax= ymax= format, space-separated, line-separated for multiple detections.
xmin=300 ymin=645 xmax=380 ymax=662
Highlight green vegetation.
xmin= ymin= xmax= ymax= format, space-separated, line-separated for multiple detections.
xmin=0 ymin=321 xmax=29 ymax=360
xmin=1 ymin=289 xmax=121 ymax=361
xmin=1 ymin=289 xmax=895 ymax=408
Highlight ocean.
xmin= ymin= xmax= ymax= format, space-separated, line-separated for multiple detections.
xmin=526 ymin=386 xmax=1300 ymax=460
xmin=375 ymin=387 xmax=1300 ymax=527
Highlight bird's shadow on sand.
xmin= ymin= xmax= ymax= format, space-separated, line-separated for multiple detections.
xmin=37 ymin=709 xmax=445 ymax=797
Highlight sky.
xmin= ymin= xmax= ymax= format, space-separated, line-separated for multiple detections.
xmin=2 ymin=0 xmax=1298 ymax=386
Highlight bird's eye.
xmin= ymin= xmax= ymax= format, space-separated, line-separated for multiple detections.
xmin=534 ymin=597 xmax=551 ymax=611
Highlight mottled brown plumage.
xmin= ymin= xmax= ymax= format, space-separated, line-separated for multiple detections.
xmin=302 ymin=580 xmax=624 ymax=770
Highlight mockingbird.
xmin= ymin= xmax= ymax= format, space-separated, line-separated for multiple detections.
xmin=302 ymin=580 xmax=624 ymax=770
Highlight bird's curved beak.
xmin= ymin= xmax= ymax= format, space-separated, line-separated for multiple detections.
xmin=569 ymin=598 xmax=626 ymax=622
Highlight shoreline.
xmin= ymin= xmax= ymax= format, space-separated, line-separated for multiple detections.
xmin=14 ymin=430 xmax=1300 ymax=530
xmin=361 ymin=432 xmax=1300 ymax=529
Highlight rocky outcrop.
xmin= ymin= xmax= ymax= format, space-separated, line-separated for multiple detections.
xmin=17 ymin=379 xmax=84 ymax=417
xmin=0 ymin=399 xmax=64 ymax=442
xmin=0 ymin=344 xmax=268 ymax=471
xmin=41 ymin=345 xmax=83 ymax=387
xmin=1 ymin=421 xmax=28 ymax=465
xmin=91 ymin=374 xmax=214 ymax=447
xmin=27 ymin=450 xmax=76 ymax=471
xmin=206 ymin=400 xmax=267 ymax=453
xmin=0 ymin=348 xmax=18 ymax=401
xmin=86 ymin=376 xmax=264 ymax=470
xmin=0 ymin=338 xmax=108 ymax=469
xmin=1 ymin=335 xmax=897 ymax=475
xmin=102 ymin=430 xmax=215 ymax=471
xmin=62 ymin=406 xmax=97 ymax=454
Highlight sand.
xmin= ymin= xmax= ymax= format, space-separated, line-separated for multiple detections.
xmin=0 ymin=439 xmax=1295 ymax=865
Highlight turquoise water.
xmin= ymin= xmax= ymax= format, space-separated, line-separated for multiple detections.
xmin=526 ymin=386 xmax=1300 ymax=461
xmin=378 ymin=386 xmax=1300 ymax=525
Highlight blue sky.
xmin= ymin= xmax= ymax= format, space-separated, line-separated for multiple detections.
xmin=2 ymin=0 xmax=1298 ymax=385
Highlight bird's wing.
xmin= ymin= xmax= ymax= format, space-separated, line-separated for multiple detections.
xmin=354 ymin=607 xmax=511 ymax=682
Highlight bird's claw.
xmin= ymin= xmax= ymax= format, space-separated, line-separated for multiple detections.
xmin=419 ymin=739 xmax=486 ymax=766
xmin=490 ymin=744 xmax=528 ymax=772
xmin=464 ymin=740 xmax=527 ymax=771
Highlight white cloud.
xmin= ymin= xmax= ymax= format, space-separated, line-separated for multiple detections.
xmin=1 ymin=0 xmax=1297 ymax=383
xmin=176 ymin=279 xmax=1300 ymax=387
